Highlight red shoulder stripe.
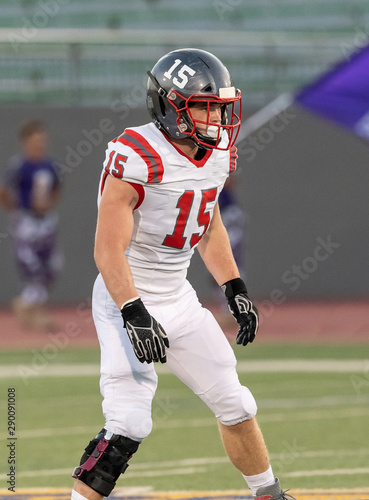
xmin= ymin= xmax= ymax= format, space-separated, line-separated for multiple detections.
xmin=100 ymin=171 xmax=109 ymax=196
xmin=117 ymin=129 xmax=164 ymax=183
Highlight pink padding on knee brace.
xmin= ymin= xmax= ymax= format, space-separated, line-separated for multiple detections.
xmin=73 ymin=438 xmax=109 ymax=477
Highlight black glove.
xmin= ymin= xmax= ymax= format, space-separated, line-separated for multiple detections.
xmin=121 ymin=298 xmax=169 ymax=364
xmin=222 ymin=278 xmax=259 ymax=346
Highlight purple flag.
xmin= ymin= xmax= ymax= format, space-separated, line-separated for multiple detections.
xmin=296 ymin=44 xmax=369 ymax=141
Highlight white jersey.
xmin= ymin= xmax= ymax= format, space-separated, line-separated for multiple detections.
xmin=97 ymin=122 xmax=237 ymax=295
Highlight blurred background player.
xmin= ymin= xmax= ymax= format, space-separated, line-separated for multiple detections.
xmin=0 ymin=120 xmax=63 ymax=331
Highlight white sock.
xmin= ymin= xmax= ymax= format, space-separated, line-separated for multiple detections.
xmin=71 ymin=490 xmax=90 ymax=500
xmin=243 ymin=466 xmax=276 ymax=496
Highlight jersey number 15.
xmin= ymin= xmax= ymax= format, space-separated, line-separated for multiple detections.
xmin=163 ymin=189 xmax=217 ymax=249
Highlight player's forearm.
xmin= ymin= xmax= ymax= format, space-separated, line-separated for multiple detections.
xmin=94 ymin=191 xmax=139 ymax=308
xmin=94 ymin=231 xmax=138 ymax=308
xmin=198 ymin=217 xmax=240 ymax=286
xmin=95 ymin=252 xmax=138 ymax=309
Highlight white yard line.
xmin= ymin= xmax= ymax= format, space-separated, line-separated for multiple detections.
xmin=0 ymin=466 xmax=207 ymax=480
xmin=284 ymin=467 xmax=369 ymax=477
xmin=236 ymin=359 xmax=369 ymax=373
xmin=257 ymin=394 xmax=369 ymax=410
xmin=1 ymin=452 xmax=368 ymax=480
xmin=117 ymin=449 xmax=369 ymax=469
xmin=158 ymin=407 xmax=369 ymax=429
xmin=0 ymin=468 xmax=71 ymax=480
xmin=263 ymin=407 xmax=369 ymax=422
xmin=0 ymin=407 xmax=367 ymax=441
xmin=0 ymin=359 xmax=368 ymax=379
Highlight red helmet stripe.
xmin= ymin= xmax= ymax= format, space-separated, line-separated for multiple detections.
xmin=117 ymin=130 xmax=164 ymax=183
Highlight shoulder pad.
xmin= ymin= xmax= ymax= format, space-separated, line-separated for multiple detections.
xmin=103 ymin=128 xmax=164 ymax=185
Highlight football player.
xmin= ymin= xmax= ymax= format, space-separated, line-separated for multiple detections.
xmin=0 ymin=120 xmax=63 ymax=331
xmin=71 ymin=48 xmax=296 ymax=500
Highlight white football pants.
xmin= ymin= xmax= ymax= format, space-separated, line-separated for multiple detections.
xmin=92 ymin=273 xmax=257 ymax=442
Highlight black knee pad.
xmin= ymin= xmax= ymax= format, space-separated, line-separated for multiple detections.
xmin=72 ymin=428 xmax=140 ymax=496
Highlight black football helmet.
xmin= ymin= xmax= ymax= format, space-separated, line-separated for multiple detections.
xmin=146 ymin=48 xmax=242 ymax=150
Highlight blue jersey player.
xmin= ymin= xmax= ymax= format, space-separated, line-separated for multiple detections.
xmin=0 ymin=120 xmax=63 ymax=331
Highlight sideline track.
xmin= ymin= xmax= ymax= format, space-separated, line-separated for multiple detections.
xmin=0 ymin=489 xmax=369 ymax=500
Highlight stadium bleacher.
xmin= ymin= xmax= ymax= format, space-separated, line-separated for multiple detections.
xmin=0 ymin=0 xmax=369 ymax=106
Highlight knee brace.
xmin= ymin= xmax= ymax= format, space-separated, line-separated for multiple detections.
xmin=72 ymin=428 xmax=140 ymax=496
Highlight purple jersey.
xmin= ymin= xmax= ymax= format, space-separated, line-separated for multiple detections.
xmin=3 ymin=155 xmax=60 ymax=211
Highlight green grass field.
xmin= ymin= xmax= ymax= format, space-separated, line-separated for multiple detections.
xmin=0 ymin=343 xmax=368 ymax=492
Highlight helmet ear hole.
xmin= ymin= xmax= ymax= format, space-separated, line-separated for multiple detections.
xmin=221 ymin=104 xmax=227 ymax=125
xmin=202 ymin=84 xmax=213 ymax=92
xmin=159 ymin=96 xmax=166 ymax=117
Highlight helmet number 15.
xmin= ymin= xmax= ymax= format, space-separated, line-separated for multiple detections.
xmin=163 ymin=59 xmax=196 ymax=89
